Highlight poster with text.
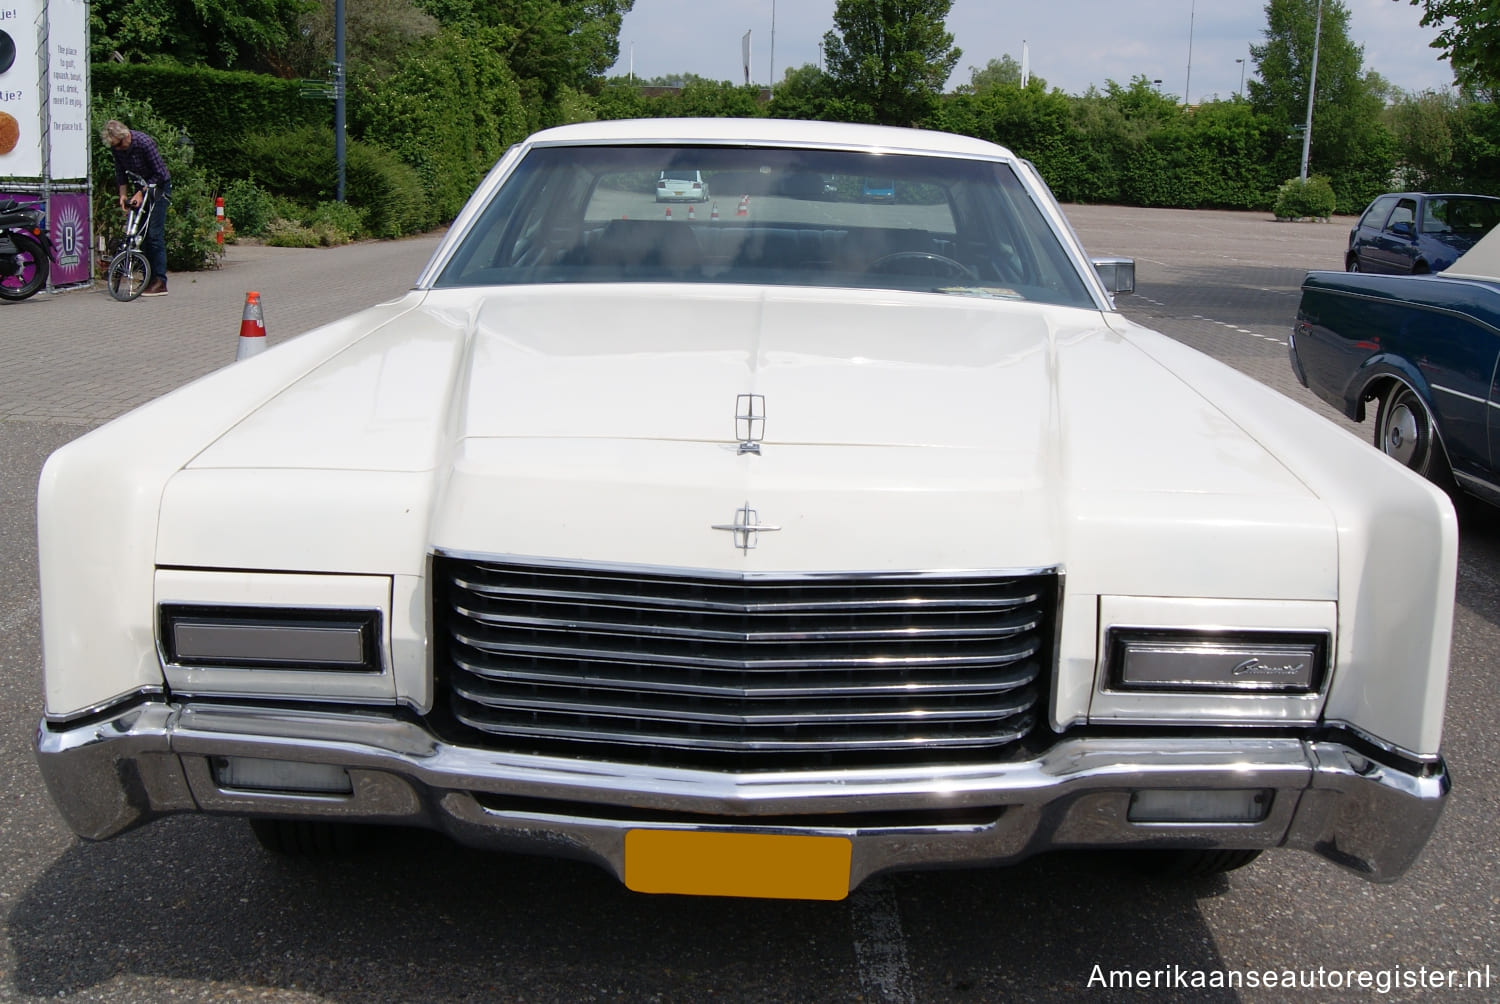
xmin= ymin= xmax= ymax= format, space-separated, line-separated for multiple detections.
xmin=47 ymin=0 xmax=86 ymax=178
xmin=0 ymin=1 xmax=43 ymax=177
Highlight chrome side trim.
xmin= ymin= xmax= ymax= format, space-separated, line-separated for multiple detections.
xmin=36 ymin=702 xmax=1447 ymax=885
xmin=41 ymin=686 xmax=167 ymax=726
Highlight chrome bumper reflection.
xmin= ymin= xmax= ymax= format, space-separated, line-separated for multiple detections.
xmin=36 ymin=701 xmax=1448 ymax=887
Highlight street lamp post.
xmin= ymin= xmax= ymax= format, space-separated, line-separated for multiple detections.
xmin=1236 ymin=57 xmax=1245 ymax=98
xmin=1299 ymin=0 xmax=1323 ymax=181
xmin=1184 ymin=0 xmax=1195 ymax=105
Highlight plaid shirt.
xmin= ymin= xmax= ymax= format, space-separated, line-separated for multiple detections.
xmin=111 ymin=130 xmax=171 ymax=189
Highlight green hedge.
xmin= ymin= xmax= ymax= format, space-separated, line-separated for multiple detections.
xmin=92 ymin=63 xmax=326 ymax=182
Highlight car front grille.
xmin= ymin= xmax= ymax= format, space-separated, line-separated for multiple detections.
xmin=431 ymin=555 xmax=1058 ymax=768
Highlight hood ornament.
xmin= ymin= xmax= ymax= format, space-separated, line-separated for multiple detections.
xmin=736 ymin=394 xmax=765 ymax=455
xmin=711 ymin=502 xmax=781 ymax=552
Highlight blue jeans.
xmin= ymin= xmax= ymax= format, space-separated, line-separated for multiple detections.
xmin=146 ymin=184 xmax=170 ymax=283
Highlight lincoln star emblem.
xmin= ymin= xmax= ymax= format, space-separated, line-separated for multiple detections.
xmin=736 ymin=393 xmax=765 ymax=455
xmin=711 ymin=502 xmax=781 ymax=552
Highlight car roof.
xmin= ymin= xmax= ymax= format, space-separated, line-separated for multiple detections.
xmin=522 ymin=118 xmax=1018 ymax=162
xmin=1380 ymin=192 xmax=1500 ymax=200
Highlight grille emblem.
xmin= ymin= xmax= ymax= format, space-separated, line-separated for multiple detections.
xmin=736 ymin=393 xmax=765 ymax=455
xmin=711 ymin=502 xmax=781 ymax=552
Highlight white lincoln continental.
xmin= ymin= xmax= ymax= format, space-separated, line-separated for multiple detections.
xmin=36 ymin=120 xmax=1453 ymax=900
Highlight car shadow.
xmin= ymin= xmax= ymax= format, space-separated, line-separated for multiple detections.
xmin=8 ymin=818 xmax=1237 ymax=1001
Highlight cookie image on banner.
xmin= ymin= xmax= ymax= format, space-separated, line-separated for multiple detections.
xmin=0 ymin=112 xmax=20 ymax=157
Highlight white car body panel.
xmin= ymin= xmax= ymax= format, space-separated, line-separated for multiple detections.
xmin=34 ymin=119 xmax=1456 ymax=890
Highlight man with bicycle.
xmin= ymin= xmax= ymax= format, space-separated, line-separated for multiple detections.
xmin=101 ymin=120 xmax=171 ymax=296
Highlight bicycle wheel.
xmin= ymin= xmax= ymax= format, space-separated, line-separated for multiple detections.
xmin=107 ymin=250 xmax=151 ymax=302
xmin=0 ymin=232 xmax=49 ymax=301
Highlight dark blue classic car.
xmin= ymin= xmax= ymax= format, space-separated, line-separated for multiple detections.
xmin=1293 ymin=228 xmax=1500 ymax=503
xmin=1345 ymin=192 xmax=1500 ymax=274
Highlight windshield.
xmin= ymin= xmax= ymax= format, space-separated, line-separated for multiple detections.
xmin=434 ymin=144 xmax=1096 ymax=308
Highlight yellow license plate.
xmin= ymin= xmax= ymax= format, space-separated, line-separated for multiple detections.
xmin=624 ymin=830 xmax=852 ymax=901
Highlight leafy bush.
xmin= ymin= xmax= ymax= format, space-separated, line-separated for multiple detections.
xmin=309 ymin=200 xmax=367 ymax=244
xmin=222 ymin=178 xmax=275 ymax=237
xmin=90 ymin=90 xmax=224 ymax=272
xmin=1272 ymin=175 xmax=1338 ymax=220
xmin=263 ymin=219 xmax=322 ymax=248
xmin=238 ymin=125 xmax=432 ymax=238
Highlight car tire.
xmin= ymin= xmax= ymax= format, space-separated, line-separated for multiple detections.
xmin=248 ymin=818 xmax=368 ymax=856
xmin=1346 ymin=255 xmax=1360 ymax=273
xmin=1375 ymin=383 xmax=1451 ymax=487
xmin=1131 ymin=848 xmax=1263 ymax=878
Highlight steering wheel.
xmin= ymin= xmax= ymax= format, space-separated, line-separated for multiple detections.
xmin=867 ymin=250 xmax=975 ymax=280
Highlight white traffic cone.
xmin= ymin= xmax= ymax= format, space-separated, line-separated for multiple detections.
xmin=236 ymin=291 xmax=267 ymax=361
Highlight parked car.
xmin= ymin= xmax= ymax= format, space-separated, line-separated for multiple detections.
xmin=860 ymin=176 xmax=896 ymax=201
xmin=656 ymin=169 xmax=708 ymax=202
xmin=1296 ymin=223 xmax=1500 ymax=506
xmin=1346 ymin=191 xmax=1500 ymax=274
xmin=36 ymin=119 xmax=1453 ymax=902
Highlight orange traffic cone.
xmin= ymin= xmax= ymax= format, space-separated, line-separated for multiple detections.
xmin=687 ymin=204 xmax=695 ymax=221
xmin=236 ymin=291 xmax=267 ymax=361
xmin=711 ymin=202 xmax=720 ymax=221
xmin=736 ymin=195 xmax=749 ymax=217
xmin=664 ymin=206 xmax=672 ymax=218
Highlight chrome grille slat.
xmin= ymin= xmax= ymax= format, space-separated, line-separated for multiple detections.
xmin=452 ymin=604 xmax=1040 ymax=644
xmin=451 ymin=629 xmax=1039 ymax=672
xmin=449 ymin=651 xmax=1038 ymax=698
xmin=434 ymin=557 xmax=1058 ymax=766
xmin=451 ymin=679 xmax=1038 ymax=726
xmin=445 ymin=716 xmax=1036 ymax=752
xmin=452 ymin=574 xmax=1040 ymax=614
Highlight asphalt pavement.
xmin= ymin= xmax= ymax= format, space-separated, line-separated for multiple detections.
xmin=1 ymin=211 xmax=1496 ymax=1003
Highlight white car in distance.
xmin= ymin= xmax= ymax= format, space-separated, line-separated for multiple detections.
xmin=656 ymin=168 xmax=708 ymax=202
xmin=35 ymin=118 xmax=1454 ymax=901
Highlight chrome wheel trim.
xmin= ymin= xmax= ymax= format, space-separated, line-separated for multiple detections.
xmin=1380 ymin=389 xmax=1429 ymax=472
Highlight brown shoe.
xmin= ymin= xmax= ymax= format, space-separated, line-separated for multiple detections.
xmin=141 ymin=277 xmax=168 ymax=297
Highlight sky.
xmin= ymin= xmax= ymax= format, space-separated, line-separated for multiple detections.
xmin=608 ymin=0 xmax=1457 ymax=103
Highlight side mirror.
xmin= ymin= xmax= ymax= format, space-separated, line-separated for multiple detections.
xmin=1092 ymin=256 xmax=1135 ymax=296
xmin=1390 ymin=221 xmax=1414 ymax=239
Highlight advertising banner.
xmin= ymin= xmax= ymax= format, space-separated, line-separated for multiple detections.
xmin=47 ymin=0 xmax=87 ymax=178
xmin=0 ymin=0 xmax=44 ymax=178
xmin=0 ymin=186 xmax=88 ymax=284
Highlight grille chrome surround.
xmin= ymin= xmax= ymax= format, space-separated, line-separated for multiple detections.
xmin=433 ymin=555 xmax=1059 ymax=766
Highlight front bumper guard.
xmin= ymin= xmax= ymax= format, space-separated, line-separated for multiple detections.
xmin=36 ymin=701 xmax=1448 ymax=888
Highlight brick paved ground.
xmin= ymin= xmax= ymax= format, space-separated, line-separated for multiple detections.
xmin=0 ymin=234 xmax=444 ymax=427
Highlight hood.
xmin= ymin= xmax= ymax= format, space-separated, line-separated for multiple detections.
xmin=174 ymin=285 xmax=1335 ymax=596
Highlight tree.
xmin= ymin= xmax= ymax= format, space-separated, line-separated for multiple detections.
xmin=821 ymin=0 xmax=961 ymax=126
xmin=420 ymin=0 xmax=633 ymax=97
xmin=89 ymin=0 xmax=311 ymax=71
xmin=956 ymin=55 xmax=1047 ymax=94
xmin=280 ymin=0 xmax=441 ymax=80
xmin=1403 ymin=0 xmax=1497 ymax=99
xmin=1248 ymin=0 xmax=1393 ymax=211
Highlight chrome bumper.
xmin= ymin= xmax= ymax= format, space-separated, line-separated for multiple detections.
xmin=36 ymin=701 xmax=1448 ymax=887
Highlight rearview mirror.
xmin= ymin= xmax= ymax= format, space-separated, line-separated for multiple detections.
xmin=1092 ymin=256 xmax=1135 ymax=296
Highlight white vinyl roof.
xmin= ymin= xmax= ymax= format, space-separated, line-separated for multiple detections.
xmin=523 ymin=117 xmax=1018 ymax=162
